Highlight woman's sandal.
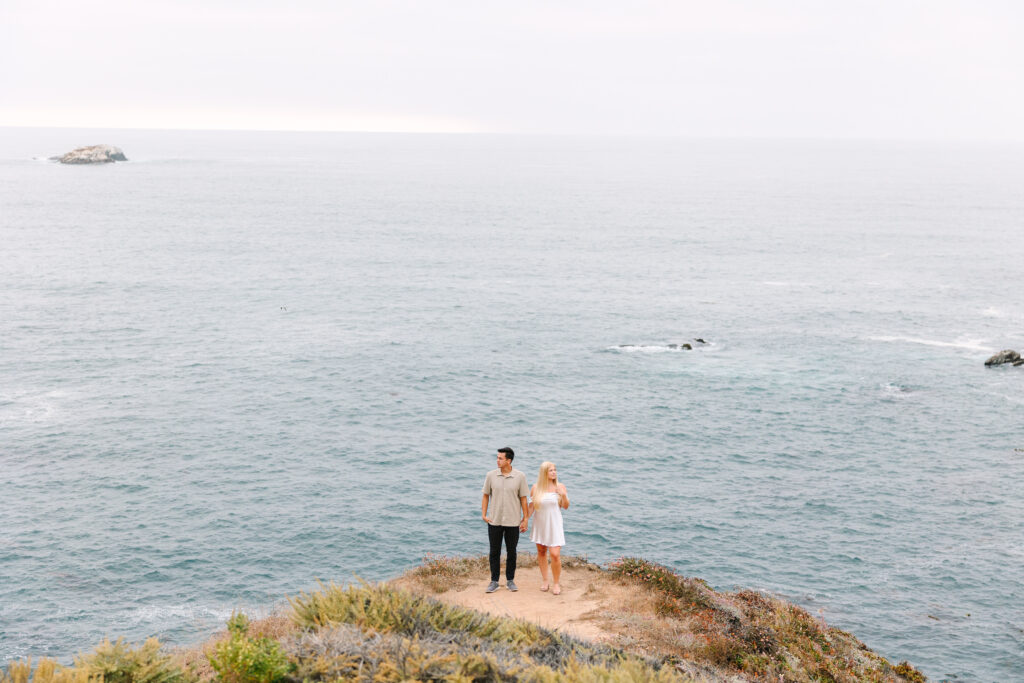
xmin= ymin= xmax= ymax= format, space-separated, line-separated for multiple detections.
xmin=540 ymin=583 xmax=549 ymax=592
xmin=552 ymin=584 xmax=561 ymax=595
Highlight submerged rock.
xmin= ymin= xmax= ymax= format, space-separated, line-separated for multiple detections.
xmin=53 ymin=145 xmax=127 ymax=164
xmin=984 ymin=349 xmax=1020 ymax=366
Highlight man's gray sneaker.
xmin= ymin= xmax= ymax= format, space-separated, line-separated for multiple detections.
xmin=485 ymin=581 xmax=500 ymax=593
xmin=506 ymin=580 xmax=518 ymax=592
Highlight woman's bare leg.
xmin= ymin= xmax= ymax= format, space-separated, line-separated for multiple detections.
xmin=536 ymin=544 xmax=550 ymax=590
xmin=550 ymin=546 xmax=562 ymax=594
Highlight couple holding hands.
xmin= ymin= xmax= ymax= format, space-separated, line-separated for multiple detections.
xmin=480 ymin=446 xmax=569 ymax=595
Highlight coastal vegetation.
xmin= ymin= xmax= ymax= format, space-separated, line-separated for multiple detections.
xmin=2 ymin=555 xmax=926 ymax=683
xmin=605 ymin=557 xmax=924 ymax=681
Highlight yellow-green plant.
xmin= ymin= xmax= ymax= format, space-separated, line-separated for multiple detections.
xmin=2 ymin=658 xmax=32 ymax=683
xmin=3 ymin=641 xmax=184 ymax=683
xmin=208 ymin=613 xmax=293 ymax=683
xmin=75 ymin=638 xmax=188 ymax=683
xmin=24 ymin=660 xmax=69 ymax=683
xmin=289 ymin=581 xmax=545 ymax=646
xmin=3 ymin=658 xmax=102 ymax=683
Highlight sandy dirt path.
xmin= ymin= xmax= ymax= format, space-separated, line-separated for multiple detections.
xmin=394 ymin=565 xmax=617 ymax=642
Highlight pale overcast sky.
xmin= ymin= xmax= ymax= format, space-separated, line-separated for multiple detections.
xmin=1 ymin=0 xmax=1021 ymax=138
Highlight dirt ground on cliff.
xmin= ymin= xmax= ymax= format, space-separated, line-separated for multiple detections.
xmin=389 ymin=558 xmax=725 ymax=679
xmin=391 ymin=562 xmax=632 ymax=644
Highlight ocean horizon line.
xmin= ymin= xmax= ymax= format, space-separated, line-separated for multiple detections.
xmin=2 ymin=124 xmax=1022 ymax=145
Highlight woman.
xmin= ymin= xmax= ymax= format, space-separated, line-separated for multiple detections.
xmin=529 ymin=461 xmax=570 ymax=595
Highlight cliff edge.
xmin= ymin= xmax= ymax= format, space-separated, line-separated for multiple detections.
xmin=2 ymin=554 xmax=927 ymax=683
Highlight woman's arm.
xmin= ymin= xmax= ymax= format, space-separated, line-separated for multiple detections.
xmin=556 ymin=483 xmax=570 ymax=509
xmin=527 ymin=485 xmax=536 ymax=516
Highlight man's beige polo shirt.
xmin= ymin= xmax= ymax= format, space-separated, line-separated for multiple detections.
xmin=481 ymin=468 xmax=529 ymax=526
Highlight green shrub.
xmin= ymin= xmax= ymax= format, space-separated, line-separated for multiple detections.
xmin=607 ymin=558 xmax=714 ymax=611
xmin=736 ymin=652 xmax=772 ymax=674
xmin=208 ymin=613 xmax=293 ymax=683
xmin=735 ymin=623 xmax=778 ymax=656
xmin=894 ymin=661 xmax=927 ymax=682
xmin=696 ymin=633 xmax=746 ymax=669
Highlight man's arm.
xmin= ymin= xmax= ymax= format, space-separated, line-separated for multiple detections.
xmin=482 ymin=493 xmax=492 ymax=524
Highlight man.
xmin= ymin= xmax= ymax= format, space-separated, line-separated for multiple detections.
xmin=481 ymin=446 xmax=529 ymax=593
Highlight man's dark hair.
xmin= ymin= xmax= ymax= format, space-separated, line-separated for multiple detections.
xmin=497 ymin=447 xmax=514 ymax=462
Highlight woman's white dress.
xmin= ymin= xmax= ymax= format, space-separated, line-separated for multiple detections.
xmin=530 ymin=491 xmax=565 ymax=547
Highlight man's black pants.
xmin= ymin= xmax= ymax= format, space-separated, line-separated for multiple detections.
xmin=487 ymin=524 xmax=519 ymax=582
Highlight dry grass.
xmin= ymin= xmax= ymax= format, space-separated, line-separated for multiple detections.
xmin=175 ymin=639 xmax=218 ymax=683
xmin=3 ymin=639 xmax=189 ymax=683
xmin=0 ymin=660 xmax=99 ymax=683
xmin=400 ymin=553 xmax=491 ymax=593
xmin=603 ymin=558 xmax=927 ymax=682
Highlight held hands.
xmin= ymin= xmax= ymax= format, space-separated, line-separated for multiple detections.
xmin=519 ymin=519 xmax=528 ymax=532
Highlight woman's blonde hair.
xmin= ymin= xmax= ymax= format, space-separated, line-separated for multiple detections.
xmin=534 ymin=461 xmax=558 ymax=500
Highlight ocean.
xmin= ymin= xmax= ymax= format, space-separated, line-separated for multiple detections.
xmin=1 ymin=128 xmax=1021 ymax=681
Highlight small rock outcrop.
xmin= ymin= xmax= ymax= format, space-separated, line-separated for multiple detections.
xmin=616 ymin=339 xmax=709 ymax=352
xmin=52 ymin=145 xmax=128 ymax=164
xmin=984 ymin=349 xmax=1020 ymax=366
